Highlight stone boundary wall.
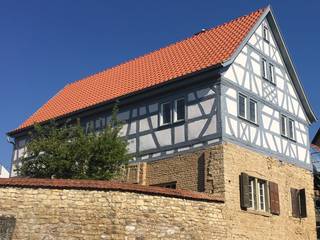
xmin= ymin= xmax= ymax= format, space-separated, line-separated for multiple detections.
xmin=0 ymin=178 xmax=226 ymax=239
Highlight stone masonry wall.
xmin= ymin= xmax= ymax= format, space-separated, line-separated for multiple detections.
xmin=0 ymin=179 xmax=226 ymax=240
xmin=223 ymin=142 xmax=317 ymax=240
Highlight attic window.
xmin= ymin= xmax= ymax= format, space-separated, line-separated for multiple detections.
xmin=263 ymin=24 xmax=270 ymax=42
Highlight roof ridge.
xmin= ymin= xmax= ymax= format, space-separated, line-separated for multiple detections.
xmin=68 ymin=7 xmax=267 ymax=88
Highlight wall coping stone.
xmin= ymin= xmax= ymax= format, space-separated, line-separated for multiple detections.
xmin=0 ymin=178 xmax=224 ymax=203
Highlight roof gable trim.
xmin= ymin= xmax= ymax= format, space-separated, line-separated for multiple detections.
xmin=222 ymin=6 xmax=317 ymax=124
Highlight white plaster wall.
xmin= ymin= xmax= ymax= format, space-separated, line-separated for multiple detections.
xmin=223 ymin=19 xmax=308 ymax=122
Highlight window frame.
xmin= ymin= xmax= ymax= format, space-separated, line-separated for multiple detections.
xmin=288 ymin=118 xmax=295 ymax=140
xmin=262 ymin=58 xmax=268 ymax=80
xmin=249 ymin=99 xmax=258 ymax=124
xmin=248 ymin=177 xmax=256 ymax=210
xmin=238 ymin=93 xmax=258 ymax=125
xmin=281 ymin=114 xmax=295 ymax=141
xmin=160 ymin=101 xmax=172 ymax=126
xmin=238 ymin=93 xmax=247 ymax=119
xmin=258 ymin=180 xmax=267 ymax=211
xmin=244 ymin=175 xmax=269 ymax=213
xmin=269 ymin=63 xmax=275 ymax=84
xmin=263 ymin=24 xmax=270 ymax=42
xmin=173 ymin=98 xmax=186 ymax=123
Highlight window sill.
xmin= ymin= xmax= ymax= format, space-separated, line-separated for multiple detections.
xmin=281 ymin=134 xmax=296 ymax=143
xmin=243 ymin=209 xmax=272 ymax=217
xmin=158 ymin=120 xmax=185 ymax=130
xmin=238 ymin=116 xmax=259 ymax=127
xmin=262 ymin=77 xmax=276 ymax=86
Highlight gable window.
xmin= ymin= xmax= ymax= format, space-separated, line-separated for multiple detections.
xmin=238 ymin=93 xmax=258 ymax=124
xmin=263 ymin=24 xmax=270 ymax=42
xmin=269 ymin=63 xmax=275 ymax=83
xmin=174 ymin=98 xmax=185 ymax=122
xmin=281 ymin=114 xmax=295 ymax=140
xmin=262 ymin=58 xmax=267 ymax=79
xmin=160 ymin=102 xmax=171 ymax=126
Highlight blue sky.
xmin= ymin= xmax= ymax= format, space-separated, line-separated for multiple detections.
xmin=0 ymin=1 xmax=319 ymax=170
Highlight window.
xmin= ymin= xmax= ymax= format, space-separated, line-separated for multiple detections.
xmin=248 ymin=177 xmax=256 ymax=209
xmin=160 ymin=102 xmax=171 ymax=126
xmin=174 ymin=98 xmax=185 ymax=122
xmin=152 ymin=181 xmax=177 ymax=189
xmin=288 ymin=118 xmax=295 ymax=139
xmin=160 ymin=98 xmax=185 ymax=126
xmin=238 ymin=94 xmax=247 ymax=119
xmin=258 ymin=180 xmax=266 ymax=211
xmin=291 ymin=188 xmax=307 ymax=218
xmin=269 ymin=63 xmax=275 ymax=83
xmin=240 ymin=173 xmax=273 ymax=213
xmin=238 ymin=93 xmax=258 ymax=124
xmin=262 ymin=58 xmax=267 ymax=79
xmin=281 ymin=114 xmax=295 ymax=140
xmin=281 ymin=115 xmax=287 ymax=136
xmin=249 ymin=99 xmax=257 ymax=123
xmin=263 ymin=24 xmax=269 ymax=42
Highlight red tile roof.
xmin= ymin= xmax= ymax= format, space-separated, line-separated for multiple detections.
xmin=14 ymin=7 xmax=266 ymax=133
xmin=0 ymin=178 xmax=224 ymax=202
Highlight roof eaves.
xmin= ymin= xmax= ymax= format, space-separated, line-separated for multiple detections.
xmin=7 ymin=62 xmax=224 ymax=137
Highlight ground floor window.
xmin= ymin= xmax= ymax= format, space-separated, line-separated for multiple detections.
xmin=240 ymin=172 xmax=280 ymax=215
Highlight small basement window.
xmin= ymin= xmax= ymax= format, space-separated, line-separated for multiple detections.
xmin=152 ymin=181 xmax=177 ymax=189
xmin=160 ymin=102 xmax=171 ymax=126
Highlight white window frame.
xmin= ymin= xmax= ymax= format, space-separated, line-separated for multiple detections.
xmin=248 ymin=177 xmax=268 ymax=212
xmin=281 ymin=114 xmax=295 ymax=140
xmin=249 ymin=99 xmax=258 ymax=124
xmin=248 ymin=177 xmax=256 ymax=210
xmin=263 ymin=24 xmax=270 ymax=42
xmin=238 ymin=93 xmax=258 ymax=125
xmin=262 ymin=58 xmax=268 ymax=79
xmin=269 ymin=63 xmax=275 ymax=84
xmin=160 ymin=102 xmax=172 ymax=126
xmin=173 ymin=98 xmax=185 ymax=123
xmin=288 ymin=118 xmax=295 ymax=140
xmin=238 ymin=93 xmax=247 ymax=119
xmin=258 ymin=180 xmax=266 ymax=211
